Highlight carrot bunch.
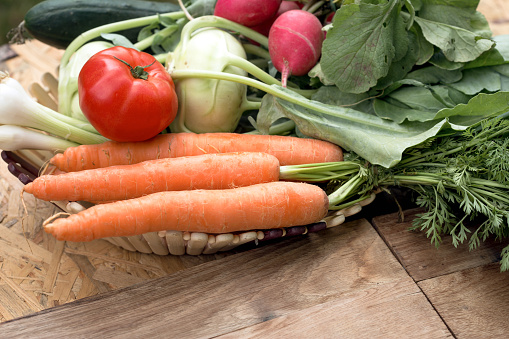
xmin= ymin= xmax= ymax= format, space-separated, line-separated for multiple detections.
xmin=27 ymin=133 xmax=343 ymax=242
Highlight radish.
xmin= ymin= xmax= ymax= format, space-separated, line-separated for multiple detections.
xmin=249 ymin=1 xmax=301 ymax=37
xmin=214 ymin=0 xmax=282 ymax=27
xmin=268 ymin=10 xmax=324 ymax=86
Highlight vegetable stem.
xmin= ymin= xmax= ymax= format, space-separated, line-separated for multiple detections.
xmin=178 ymin=15 xmax=269 ymax=50
xmin=245 ymin=119 xmax=296 ymax=135
xmin=60 ymin=12 xmax=186 ymax=67
xmin=170 ymin=69 xmax=316 ymax=99
xmin=242 ymin=44 xmax=271 ymax=60
xmin=133 ymin=24 xmax=180 ymax=51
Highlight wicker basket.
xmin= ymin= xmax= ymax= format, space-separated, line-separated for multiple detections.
xmin=1 ymin=73 xmax=376 ymax=255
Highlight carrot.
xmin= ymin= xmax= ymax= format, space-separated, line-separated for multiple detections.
xmin=24 ymin=152 xmax=280 ymax=202
xmin=43 ymin=181 xmax=329 ymax=242
xmin=50 ymin=132 xmax=343 ymax=172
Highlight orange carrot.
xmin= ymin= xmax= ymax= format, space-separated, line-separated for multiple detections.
xmin=25 ymin=152 xmax=280 ymax=202
xmin=50 ymin=132 xmax=343 ymax=172
xmin=43 ymin=181 xmax=329 ymax=242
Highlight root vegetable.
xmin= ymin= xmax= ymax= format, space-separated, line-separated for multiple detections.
xmin=49 ymin=132 xmax=343 ymax=172
xmin=25 ymin=152 xmax=280 ymax=202
xmin=213 ymin=0 xmax=282 ymax=27
xmin=249 ymin=0 xmax=301 ymax=36
xmin=268 ymin=10 xmax=324 ymax=86
xmin=43 ymin=181 xmax=330 ymax=241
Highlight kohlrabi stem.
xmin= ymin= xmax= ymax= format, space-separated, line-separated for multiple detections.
xmin=242 ymin=44 xmax=271 ymax=60
xmin=227 ymin=54 xmax=283 ymax=87
xmin=228 ymin=54 xmax=316 ymax=97
xmin=133 ymin=24 xmax=181 ymax=51
xmin=154 ymin=54 xmax=169 ymax=64
xmin=245 ymin=119 xmax=295 ymax=135
xmin=171 ymin=70 xmax=414 ymax=136
xmin=60 ymin=11 xmax=186 ymax=67
xmin=170 ymin=69 xmax=316 ymax=99
xmin=179 ymin=15 xmax=269 ymax=50
xmin=227 ymin=54 xmax=320 ymax=98
xmin=240 ymin=99 xmax=262 ymax=112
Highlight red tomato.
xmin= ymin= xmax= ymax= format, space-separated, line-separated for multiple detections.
xmin=78 ymin=46 xmax=178 ymax=142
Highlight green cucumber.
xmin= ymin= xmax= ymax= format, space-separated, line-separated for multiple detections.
xmin=23 ymin=0 xmax=181 ymax=49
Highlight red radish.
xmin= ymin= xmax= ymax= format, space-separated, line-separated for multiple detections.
xmin=268 ymin=10 xmax=324 ymax=86
xmin=324 ymin=12 xmax=335 ymax=26
xmin=214 ymin=0 xmax=282 ymax=27
xmin=249 ymin=1 xmax=301 ymax=37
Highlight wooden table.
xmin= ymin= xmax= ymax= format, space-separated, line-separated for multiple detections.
xmin=1 ymin=1 xmax=509 ymax=337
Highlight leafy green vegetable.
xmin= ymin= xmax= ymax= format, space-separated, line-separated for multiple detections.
xmin=413 ymin=16 xmax=493 ymax=62
xmin=320 ymin=0 xmax=496 ymax=94
xmin=320 ymin=0 xmax=406 ymax=94
xmin=464 ymin=35 xmax=509 ymax=68
xmin=290 ymin=114 xmax=509 ymax=271
xmin=50 ymin=0 xmax=509 ymax=271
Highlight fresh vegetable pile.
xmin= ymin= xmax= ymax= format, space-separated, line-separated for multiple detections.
xmin=2 ymin=0 xmax=509 ymax=269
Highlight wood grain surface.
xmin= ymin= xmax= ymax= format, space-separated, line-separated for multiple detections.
xmin=0 ymin=219 xmax=452 ymax=338
xmin=371 ymin=208 xmax=507 ymax=282
xmin=419 ymin=263 xmax=509 ymax=339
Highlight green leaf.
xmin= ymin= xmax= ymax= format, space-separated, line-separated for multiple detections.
xmin=374 ymin=27 xmax=422 ymax=90
xmin=373 ymin=99 xmax=436 ymax=123
xmin=434 ymin=91 xmax=509 ymax=126
xmin=375 ymin=87 xmax=509 ymax=125
xmin=320 ymin=0 xmax=406 ymax=94
xmin=414 ymin=16 xmax=494 ymax=62
xmin=446 ymin=68 xmax=501 ymax=95
xmin=406 ymin=66 xmax=462 ymax=84
xmin=100 ymin=33 xmax=137 ymax=50
xmin=256 ymin=86 xmax=458 ymax=168
xmin=411 ymin=24 xmax=435 ymax=65
xmin=311 ymin=86 xmax=375 ymax=114
xmin=138 ymin=22 xmax=160 ymax=41
xmin=428 ymin=49 xmax=465 ymax=70
xmin=464 ymin=34 xmax=509 ymax=69
xmin=187 ymin=0 xmax=217 ymax=17
xmin=417 ymin=0 xmax=492 ymax=38
xmin=387 ymin=85 xmax=451 ymax=111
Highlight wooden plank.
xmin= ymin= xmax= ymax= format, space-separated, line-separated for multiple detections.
xmin=217 ymin=279 xmax=452 ymax=339
xmin=418 ymin=263 xmax=509 ymax=339
xmin=372 ymin=208 xmax=506 ymax=281
xmin=0 ymin=219 xmax=448 ymax=338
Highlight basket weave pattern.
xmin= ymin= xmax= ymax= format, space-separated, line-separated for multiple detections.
xmin=4 ymin=73 xmax=375 ymax=255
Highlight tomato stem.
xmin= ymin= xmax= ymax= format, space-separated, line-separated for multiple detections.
xmin=113 ymin=56 xmax=155 ymax=80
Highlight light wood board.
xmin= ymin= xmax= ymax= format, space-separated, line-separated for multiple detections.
xmin=419 ymin=263 xmax=509 ymax=338
xmin=0 ymin=219 xmax=452 ymax=338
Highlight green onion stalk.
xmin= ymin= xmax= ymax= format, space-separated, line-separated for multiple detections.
xmin=0 ymin=71 xmax=108 ymax=150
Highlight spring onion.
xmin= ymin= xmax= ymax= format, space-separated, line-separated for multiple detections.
xmin=0 ymin=71 xmax=108 ymax=146
xmin=0 ymin=125 xmax=79 ymax=152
